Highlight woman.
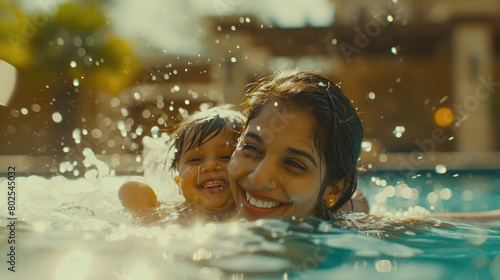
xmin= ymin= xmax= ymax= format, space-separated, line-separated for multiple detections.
xmin=229 ymin=68 xmax=369 ymax=221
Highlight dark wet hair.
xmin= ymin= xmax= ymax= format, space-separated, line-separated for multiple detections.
xmin=241 ymin=69 xmax=363 ymax=219
xmin=170 ymin=104 xmax=246 ymax=170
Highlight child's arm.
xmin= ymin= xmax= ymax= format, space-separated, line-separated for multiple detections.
xmin=118 ymin=180 xmax=159 ymax=216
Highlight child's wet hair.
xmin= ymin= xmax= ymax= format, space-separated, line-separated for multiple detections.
xmin=170 ymin=104 xmax=246 ymax=170
xmin=241 ymin=69 xmax=363 ymax=219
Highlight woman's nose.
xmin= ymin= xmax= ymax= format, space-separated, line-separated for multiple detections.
xmin=248 ymin=156 xmax=279 ymax=190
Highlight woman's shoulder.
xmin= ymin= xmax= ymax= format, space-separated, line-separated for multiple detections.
xmin=338 ymin=189 xmax=369 ymax=214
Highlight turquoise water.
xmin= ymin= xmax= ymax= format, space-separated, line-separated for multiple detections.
xmin=0 ymin=171 xmax=499 ymax=279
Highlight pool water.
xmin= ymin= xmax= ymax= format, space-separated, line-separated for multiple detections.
xmin=1 ymin=170 xmax=499 ymax=280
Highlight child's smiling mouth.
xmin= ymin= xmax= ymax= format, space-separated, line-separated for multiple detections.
xmin=199 ymin=180 xmax=228 ymax=193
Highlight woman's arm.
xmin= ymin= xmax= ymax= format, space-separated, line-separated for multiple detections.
xmin=430 ymin=209 xmax=500 ymax=222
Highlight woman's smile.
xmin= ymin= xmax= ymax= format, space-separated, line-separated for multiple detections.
xmin=236 ymin=184 xmax=290 ymax=216
xmin=229 ymin=103 xmax=329 ymax=220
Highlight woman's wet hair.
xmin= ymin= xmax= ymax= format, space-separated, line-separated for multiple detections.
xmin=241 ymin=69 xmax=363 ymax=219
xmin=169 ymin=104 xmax=246 ymax=170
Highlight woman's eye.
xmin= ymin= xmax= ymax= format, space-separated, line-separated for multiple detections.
xmin=284 ymin=159 xmax=306 ymax=171
xmin=240 ymin=143 xmax=260 ymax=154
xmin=220 ymin=154 xmax=232 ymax=160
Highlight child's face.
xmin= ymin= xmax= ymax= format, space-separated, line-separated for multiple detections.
xmin=177 ymin=128 xmax=237 ymax=213
xmin=229 ymin=104 xmax=329 ymax=221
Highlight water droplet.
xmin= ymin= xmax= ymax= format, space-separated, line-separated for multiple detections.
xmin=72 ymin=128 xmax=81 ymax=144
xmin=273 ymin=101 xmax=279 ymax=107
xmin=77 ymin=47 xmax=86 ymax=57
xmin=387 ymin=15 xmax=394 ymax=22
xmin=133 ymin=92 xmax=141 ymax=100
xmin=231 ymin=25 xmax=236 ymax=31
xmin=120 ymin=108 xmax=129 ymax=117
xmin=439 ymin=96 xmax=448 ymax=104
xmin=440 ymin=188 xmax=452 ymax=200
xmin=361 ymin=141 xmax=372 ymax=152
xmin=448 ymin=136 xmax=454 ymax=141
xmin=107 ymin=139 xmax=115 ymax=148
xmin=379 ymin=154 xmax=388 ymax=163
xmin=73 ymin=79 xmax=79 ymax=87
xmin=427 ymin=192 xmax=438 ymax=203
xmin=21 ymin=108 xmax=28 ymax=115
xmin=83 ymin=55 xmax=93 ymax=66
xmin=463 ymin=190 xmax=473 ymax=201
xmin=392 ymin=126 xmax=405 ymax=138
xmin=91 ymin=128 xmax=102 ymax=139
xmin=110 ymin=97 xmax=120 ymax=108
xmin=184 ymin=99 xmax=190 ymax=105
xmin=52 ymin=112 xmax=63 ymax=123
xmin=246 ymin=17 xmax=251 ymax=23
xmin=435 ymin=164 xmax=447 ymax=174
xmin=70 ymin=61 xmax=77 ymax=68
xmin=57 ymin=38 xmax=64 ymax=46
xmin=73 ymin=36 xmax=82 ymax=47
xmin=368 ymin=91 xmax=376 ymax=100
xmin=31 ymin=104 xmax=41 ymax=112
xmin=174 ymin=85 xmax=180 ymax=91
xmin=85 ymin=36 xmax=95 ymax=46
xmin=331 ymin=39 xmax=337 ymax=45
xmin=142 ymin=109 xmax=151 ymax=118
xmin=231 ymin=57 xmax=237 ymax=63
xmin=151 ymin=126 xmax=160 ymax=137
xmin=375 ymin=260 xmax=392 ymax=273
xmin=10 ymin=109 xmax=19 ymax=117
xmin=216 ymin=25 xmax=222 ymax=32
xmin=157 ymin=100 xmax=165 ymax=109
xmin=391 ymin=46 xmax=399 ymax=55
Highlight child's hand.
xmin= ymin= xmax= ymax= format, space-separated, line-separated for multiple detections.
xmin=118 ymin=179 xmax=158 ymax=216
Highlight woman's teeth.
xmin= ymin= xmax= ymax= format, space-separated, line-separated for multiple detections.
xmin=245 ymin=192 xmax=279 ymax=208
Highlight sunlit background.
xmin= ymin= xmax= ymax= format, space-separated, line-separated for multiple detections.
xmin=1 ymin=2 xmax=500 ymax=279
xmin=1 ymin=0 xmax=500 ymax=176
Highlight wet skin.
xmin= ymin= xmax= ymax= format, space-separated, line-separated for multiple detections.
xmin=177 ymin=128 xmax=237 ymax=214
xmin=229 ymin=104 xmax=333 ymax=221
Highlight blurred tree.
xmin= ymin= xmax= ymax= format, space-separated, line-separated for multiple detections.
xmin=0 ymin=0 xmax=140 ymax=162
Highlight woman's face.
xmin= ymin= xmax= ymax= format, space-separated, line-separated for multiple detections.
xmin=229 ymin=103 xmax=329 ymax=220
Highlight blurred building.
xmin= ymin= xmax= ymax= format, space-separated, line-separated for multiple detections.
xmin=1 ymin=0 xmax=500 ymax=175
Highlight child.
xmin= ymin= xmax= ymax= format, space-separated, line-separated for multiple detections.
xmin=228 ymin=68 xmax=368 ymax=221
xmin=119 ymin=104 xmax=246 ymax=221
